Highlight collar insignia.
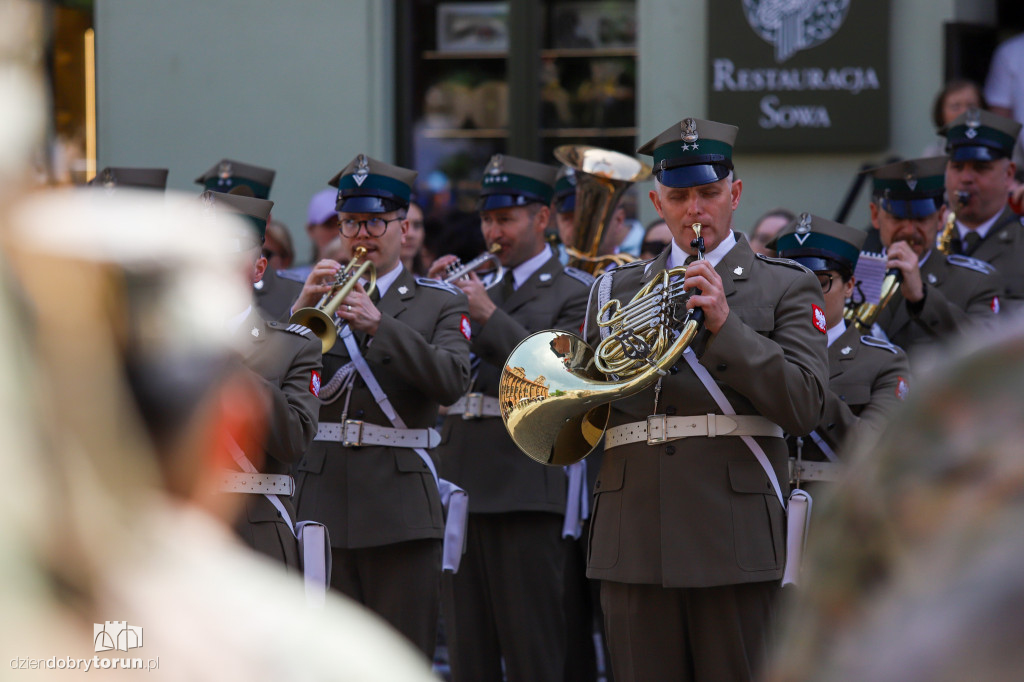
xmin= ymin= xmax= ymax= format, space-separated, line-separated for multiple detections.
xmin=539 ymin=272 xmax=552 ymax=282
xmin=397 ymin=285 xmax=408 ymax=295
xmin=733 ymin=266 xmax=743 ymax=276
xmin=841 ymin=346 xmax=852 ymax=355
xmin=680 ymin=118 xmax=699 ymax=144
xmin=253 ymin=279 xmax=264 ymax=290
xmin=352 ymin=154 xmax=370 ymax=187
xmin=927 ymin=273 xmax=937 ymax=285
xmin=251 ymin=326 xmax=260 ymax=337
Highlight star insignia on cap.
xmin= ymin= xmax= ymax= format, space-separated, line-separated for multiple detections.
xmin=681 ymin=143 xmax=690 ymax=151
xmin=539 ymin=272 xmax=552 ymax=282
xmin=927 ymin=273 xmax=937 ymax=285
xmin=398 ymin=285 xmax=408 ymax=295
xmin=733 ymin=266 xmax=743 ymax=276
xmin=353 ymin=154 xmax=370 ymax=187
xmin=251 ymin=326 xmax=260 ymax=338
xmin=840 ymin=346 xmax=852 ymax=355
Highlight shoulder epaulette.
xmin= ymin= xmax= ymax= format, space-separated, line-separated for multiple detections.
xmin=283 ymin=323 xmax=313 ymax=337
xmin=755 ymin=253 xmax=811 ymax=273
xmin=563 ymin=266 xmax=596 ymax=287
xmin=946 ymin=254 xmax=996 ymax=275
xmin=860 ymin=335 xmax=900 ymax=354
xmin=276 ymin=269 xmax=308 ymax=283
xmin=415 ymin=277 xmax=462 ymax=296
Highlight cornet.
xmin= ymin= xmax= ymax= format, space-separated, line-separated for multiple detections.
xmin=444 ymin=243 xmax=505 ymax=289
xmin=289 ymin=246 xmax=377 ymax=353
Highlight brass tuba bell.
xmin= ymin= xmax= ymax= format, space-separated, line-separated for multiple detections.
xmin=555 ymin=145 xmax=652 ymax=275
xmin=289 ymin=246 xmax=376 ymax=353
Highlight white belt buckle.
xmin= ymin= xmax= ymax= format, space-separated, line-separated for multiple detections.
xmin=463 ymin=392 xmax=484 ymax=420
xmin=646 ymin=414 xmax=669 ymax=445
xmin=343 ymin=419 xmax=365 ymax=447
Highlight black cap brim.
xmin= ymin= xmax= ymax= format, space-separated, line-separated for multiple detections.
xmin=950 ymin=145 xmax=1007 ymax=162
xmin=655 ymin=163 xmax=730 ymax=189
xmin=480 ymin=194 xmax=538 ymax=211
xmin=879 ymin=197 xmax=943 ymax=219
xmin=338 ymin=195 xmax=391 ymax=214
xmin=790 ymin=256 xmax=848 ymax=274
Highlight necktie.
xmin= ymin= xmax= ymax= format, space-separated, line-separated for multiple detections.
xmin=500 ymin=273 xmax=516 ymax=302
xmin=962 ymin=231 xmax=981 ymax=256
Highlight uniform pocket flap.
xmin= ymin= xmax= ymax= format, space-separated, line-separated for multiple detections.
xmin=728 ymin=460 xmax=772 ymax=495
xmin=594 ymin=456 xmax=625 ymax=493
xmin=732 ymin=306 xmax=775 ymax=332
xmin=829 ymin=383 xmax=871 ymax=405
xmin=394 ymin=449 xmax=433 ymax=473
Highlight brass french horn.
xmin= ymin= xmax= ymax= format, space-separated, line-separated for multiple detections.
xmin=556 ymin=145 xmax=652 ymax=275
xmin=289 ymin=246 xmax=376 ymax=353
xmin=499 ymin=225 xmax=707 ymax=466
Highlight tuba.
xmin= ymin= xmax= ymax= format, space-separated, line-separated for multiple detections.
xmin=556 ymin=145 xmax=652 ymax=275
xmin=444 ymin=243 xmax=505 ymax=290
xmin=289 ymin=246 xmax=376 ymax=353
xmin=499 ymin=225 xmax=707 ymax=466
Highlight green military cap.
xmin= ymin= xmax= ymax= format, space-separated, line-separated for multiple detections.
xmin=195 ymin=159 xmax=276 ymax=199
xmin=864 ymin=156 xmax=948 ymax=219
xmin=553 ymin=165 xmax=578 ymax=213
xmin=637 ymin=117 xmax=738 ymax=188
xmin=200 ymin=189 xmax=273 ymax=245
xmin=774 ymin=212 xmax=866 ymax=277
xmin=479 ymin=154 xmax=557 ymax=211
xmin=328 ymin=154 xmax=417 ymax=214
xmin=89 ymin=167 xmax=168 ymax=191
xmin=941 ymin=108 xmax=1022 ymax=162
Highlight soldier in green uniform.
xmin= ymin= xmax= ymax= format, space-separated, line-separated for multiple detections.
xmin=87 ymin=166 xmax=168 ymax=190
xmin=773 ymin=213 xmax=910 ymax=477
xmin=866 ymin=157 xmax=1001 ymax=359
xmin=292 ymin=155 xmax=472 ymax=657
xmin=942 ymin=109 xmax=1024 ymax=308
xmin=197 ymin=157 xmax=302 ymax=321
xmin=202 ymin=190 xmax=322 ymax=570
xmin=428 ymin=155 xmax=593 ymax=682
xmin=583 ymin=118 xmax=828 ymax=681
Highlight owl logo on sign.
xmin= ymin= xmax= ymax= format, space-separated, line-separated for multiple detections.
xmin=742 ymin=0 xmax=850 ymax=63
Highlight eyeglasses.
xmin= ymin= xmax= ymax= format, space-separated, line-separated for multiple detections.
xmin=816 ymin=272 xmax=835 ymax=294
xmin=641 ymin=240 xmax=669 ymax=254
xmin=262 ymin=248 xmax=280 ymax=260
xmin=340 ymin=217 xmax=401 ymax=237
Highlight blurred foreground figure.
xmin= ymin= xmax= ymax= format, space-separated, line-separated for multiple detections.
xmin=0 ymin=190 xmax=437 ymax=681
xmin=768 ymin=320 xmax=1024 ymax=682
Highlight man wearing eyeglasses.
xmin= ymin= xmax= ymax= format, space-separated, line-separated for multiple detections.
xmin=774 ymin=213 xmax=910 ymax=468
xmin=866 ymin=157 xmax=1002 ymax=360
xmin=291 ymin=154 xmax=472 ymax=659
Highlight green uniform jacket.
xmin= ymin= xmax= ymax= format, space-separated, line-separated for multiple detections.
xmin=795 ymin=325 xmax=909 ymax=461
xmin=437 ymin=254 xmax=592 ymax=514
xmin=873 ymin=251 xmax=1001 ymax=357
xmin=583 ymin=235 xmax=828 ymax=588
xmin=255 ymin=268 xmax=303 ymax=322
xmin=962 ymin=206 xmax=1024 ymax=309
xmin=233 ymin=310 xmax=322 ymax=562
xmin=294 ymin=268 xmax=472 ymax=548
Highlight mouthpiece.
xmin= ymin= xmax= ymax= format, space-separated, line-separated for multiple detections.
xmin=956 ymin=190 xmax=970 ymax=206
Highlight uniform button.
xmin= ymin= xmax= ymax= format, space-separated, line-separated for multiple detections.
xmin=827 ymin=422 xmax=835 ymax=430
xmin=354 ymin=409 xmax=365 ymax=418
xmin=382 ymin=355 xmax=392 ymax=364
xmin=669 ymin=365 xmax=680 ymax=375
xmin=665 ymin=445 xmax=676 ymax=456
xmin=717 ymin=363 xmax=727 ymax=371
xmin=665 ymin=405 xmax=677 ymax=415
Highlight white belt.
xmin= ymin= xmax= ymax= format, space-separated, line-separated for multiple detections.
xmin=790 ymin=458 xmax=844 ymax=483
xmin=315 ymin=420 xmax=441 ymax=449
xmin=218 ymin=472 xmax=295 ymax=496
xmin=605 ymin=414 xmax=784 ymax=449
xmin=447 ymin=392 xmax=501 ymax=419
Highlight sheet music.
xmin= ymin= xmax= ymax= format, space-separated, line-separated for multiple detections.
xmin=851 ymin=251 xmax=887 ymax=305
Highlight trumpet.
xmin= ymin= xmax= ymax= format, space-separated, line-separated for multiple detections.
xmin=289 ymin=246 xmax=376 ymax=353
xmin=498 ymin=224 xmax=707 ymax=466
xmin=444 ymin=243 xmax=505 ymax=289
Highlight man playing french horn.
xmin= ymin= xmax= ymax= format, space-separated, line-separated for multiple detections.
xmin=583 ymin=118 xmax=828 ymax=681
xmin=865 ymin=156 xmax=1002 ymax=361
xmin=290 ymin=154 xmax=472 ymax=658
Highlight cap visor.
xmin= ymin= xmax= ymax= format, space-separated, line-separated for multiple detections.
xmin=556 ymin=194 xmax=576 ymax=213
xmin=480 ymin=194 xmax=532 ymax=211
xmin=879 ymin=197 xmax=943 ymax=219
xmin=655 ymin=163 xmax=729 ymax=189
xmin=787 ymin=256 xmax=839 ymax=273
xmin=338 ymin=195 xmax=389 ymax=213
xmin=950 ymin=145 xmax=1005 ymax=162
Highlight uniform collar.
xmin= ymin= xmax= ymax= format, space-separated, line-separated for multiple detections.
xmin=227 ymin=304 xmax=253 ymax=334
xmin=957 ymin=208 xmax=1002 ymax=241
xmin=512 ymin=244 xmax=553 ymax=291
xmin=372 ymin=262 xmax=404 ymax=299
xmin=826 ymin=318 xmax=847 ymax=347
xmin=667 ymin=230 xmax=737 ymax=269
